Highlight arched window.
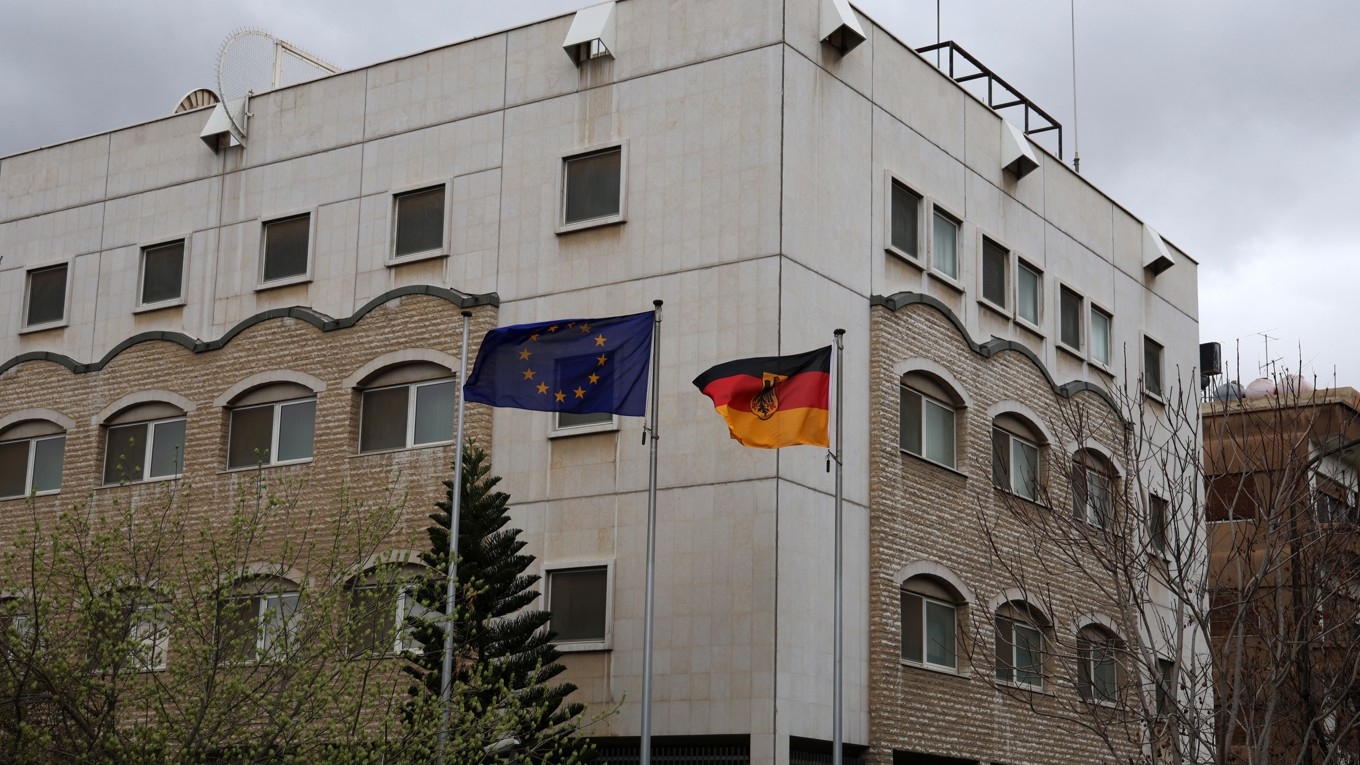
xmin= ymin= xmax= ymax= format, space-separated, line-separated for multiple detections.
xmin=104 ymin=403 xmax=186 ymax=484
xmin=900 ymin=576 xmax=963 ymax=671
xmin=992 ymin=412 xmax=1044 ymax=500
xmin=86 ymin=587 xmax=169 ymax=672
xmin=995 ymin=600 xmax=1049 ymax=689
xmin=900 ymin=372 xmax=964 ymax=469
xmin=226 ymin=382 xmax=317 ymax=469
xmin=1073 ymin=449 xmax=1116 ymax=528
xmin=1077 ymin=624 xmax=1123 ymax=704
xmin=0 ymin=420 xmax=65 ymax=498
xmin=347 ymin=565 xmax=426 ymax=656
xmin=219 ymin=576 xmax=300 ymax=664
xmin=357 ymin=362 xmax=455 ymax=454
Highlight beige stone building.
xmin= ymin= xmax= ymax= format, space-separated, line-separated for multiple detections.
xmin=0 ymin=0 xmax=1205 ymax=763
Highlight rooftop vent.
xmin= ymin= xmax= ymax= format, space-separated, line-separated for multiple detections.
xmin=173 ymin=88 xmax=220 ymax=114
xmin=201 ymin=29 xmax=339 ymax=152
xmin=917 ymin=41 xmax=1063 ymax=160
xmin=1143 ymin=224 xmax=1176 ymax=275
xmin=820 ymin=0 xmax=865 ymax=55
xmin=564 ymin=2 xmax=617 ymax=65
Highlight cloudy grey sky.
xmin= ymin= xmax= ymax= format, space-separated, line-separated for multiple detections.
xmin=2 ymin=0 xmax=1354 ymax=388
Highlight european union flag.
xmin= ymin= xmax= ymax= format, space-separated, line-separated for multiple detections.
xmin=463 ymin=311 xmax=654 ymax=416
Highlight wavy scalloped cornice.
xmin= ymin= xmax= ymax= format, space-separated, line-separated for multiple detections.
xmin=0 ymin=285 xmax=498 ymax=376
xmin=871 ymin=291 xmax=1124 ymax=418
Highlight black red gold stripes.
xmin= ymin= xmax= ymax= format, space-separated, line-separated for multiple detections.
xmin=692 ymin=346 xmax=831 ymax=449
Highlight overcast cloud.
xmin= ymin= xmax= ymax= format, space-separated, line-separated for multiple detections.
xmin=2 ymin=0 xmax=1355 ymax=387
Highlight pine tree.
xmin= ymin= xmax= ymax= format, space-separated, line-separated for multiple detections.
xmin=409 ymin=444 xmax=593 ymax=763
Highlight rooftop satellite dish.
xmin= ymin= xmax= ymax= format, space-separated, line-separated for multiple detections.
xmin=173 ymin=88 xmax=220 ymax=114
xmin=210 ymin=29 xmax=339 ymax=148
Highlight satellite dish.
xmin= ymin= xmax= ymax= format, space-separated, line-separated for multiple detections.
xmin=173 ymin=88 xmax=220 ymax=114
xmin=214 ymin=29 xmax=340 ymax=147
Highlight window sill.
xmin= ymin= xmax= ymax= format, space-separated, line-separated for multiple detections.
xmin=1015 ymin=316 xmax=1044 ymax=336
xmin=255 ymin=274 xmax=312 ymax=292
xmin=1056 ymin=342 xmax=1085 ymax=362
xmin=557 ymin=215 xmax=625 ymax=235
xmin=0 ymin=489 xmax=61 ymax=502
xmin=978 ymin=298 xmax=1010 ymax=320
xmin=996 ymin=679 xmax=1049 ymax=695
xmin=549 ymin=421 xmax=620 ymax=439
xmin=133 ymin=298 xmax=186 ymax=315
xmin=98 ymin=474 xmax=182 ymax=489
xmin=352 ymin=440 xmax=453 ymax=458
xmin=928 ymin=270 xmax=964 ymax=293
xmin=900 ymin=659 xmax=967 ymax=678
xmin=993 ymin=485 xmax=1044 ymax=506
xmin=221 ymin=458 xmax=314 ymax=474
xmin=554 ymin=641 xmax=611 ymax=653
xmin=1089 ymin=360 xmax=1115 ymax=378
xmin=1143 ymin=389 xmax=1166 ymax=407
xmin=18 ymin=319 xmax=68 ymax=335
xmin=901 ymin=449 xmax=967 ymax=479
xmin=885 ymin=245 xmax=924 ymax=269
xmin=386 ymin=248 xmax=449 ymax=267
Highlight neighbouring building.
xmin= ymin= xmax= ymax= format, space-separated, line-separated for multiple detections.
xmin=0 ymin=1 xmax=1206 ymax=763
xmin=1204 ymin=384 xmax=1360 ymax=764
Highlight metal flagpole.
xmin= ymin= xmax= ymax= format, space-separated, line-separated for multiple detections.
xmin=832 ymin=328 xmax=845 ymax=765
xmin=438 ymin=309 xmax=473 ymax=756
xmin=641 ymin=300 xmax=663 ymax=765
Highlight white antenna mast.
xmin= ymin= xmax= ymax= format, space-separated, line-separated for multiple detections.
xmin=1070 ymin=0 xmax=1081 ymax=174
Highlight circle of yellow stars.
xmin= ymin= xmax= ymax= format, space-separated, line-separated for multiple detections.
xmin=516 ymin=322 xmax=611 ymax=405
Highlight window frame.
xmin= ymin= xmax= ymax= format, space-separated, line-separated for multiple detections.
xmin=135 ymin=237 xmax=189 ymax=311
xmin=1143 ymin=336 xmax=1165 ymax=400
xmin=1089 ymin=303 xmax=1113 ymax=368
xmin=545 ymin=562 xmax=612 ymax=652
xmin=227 ymin=396 xmax=317 ymax=470
xmin=1078 ymin=630 xmax=1120 ymax=705
xmin=222 ymin=589 xmax=301 ymax=665
xmin=992 ymin=426 xmax=1041 ymax=501
xmin=348 ymin=580 xmax=421 ymax=657
xmin=103 ymin=415 xmax=187 ymax=486
xmin=884 ymin=173 xmax=924 ymax=264
xmin=1074 ymin=462 xmax=1114 ymax=529
xmin=979 ymin=236 xmax=1010 ymax=312
xmin=557 ymin=141 xmax=628 ymax=234
xmin=1016 ymin=259 xmax=1043 ymax=328
xmin=900 ymin=587 xmax=959 ymax=672
xmin=21 ymin=262 xmax=71 ymax=332
xmin=388 ymin=182 xmax=450 ymax=265
xmin=257 ymin=211 xmax=315 ymax=290
xmin=899 ymin=384 xmax=958 ymax=470
xmin=0 ymin=432 xmax=66 ymax=499
xmin=929 ymin=204 xmax=962 ymax=283
xmin=358 ymin=377 xmax=456 ymax=454
xmin=550 ymin=410 xmax=619 ymax=438
xmin=995 ymin=613 xmax=1046 ymax=690
xmin=1156 ymin=658 xmax=1177 ymax=716
xmin=1058 ymin=284 xmax=1084 ymax=353
xmin=1148 ymin=494 xmax=1170 ymax=555
xmin=129 ymin=602 xmax=170 ymax=672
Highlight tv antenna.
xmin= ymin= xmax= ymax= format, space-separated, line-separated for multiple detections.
xmin=214 ymin=29 xmax=339 ymax=147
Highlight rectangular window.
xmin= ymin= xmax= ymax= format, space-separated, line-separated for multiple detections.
xmin=359 ymin=379 xmax=455 ymax=453
xmin=932 ymin=210 xmax=959 ymax=279
xmin=1059 ymin=286 xmax=1083 ymax=350
xmin=548 ymin=567 xmax=608 ymax=644
xmin=1156 ymin=658 xmax=1177 ymax=715
xmin=995 ymin=617 xmax=1044 ymax=688
xmin=227 ymin=399 xmax=316 ymax=469
xmin=901 ymin=591 xmax=957 ymax=670
xmin=992 ymin=428 xmax=1039 ymax=500
xmin=1144 ymin=337 xmax=1164 ymax=397
xmin=1090 ymin=306 xmax=1112 ymax=366
xmin=261 ymin=214 xmax=310 ymax=283
xmin=981 ymin=238 xmax=1008 ymax=308
xmin=1074 ymin=467 xmax=1112 ymax=528
xmin=563 ymin=147 xmax=623 ymax=227
xmin=140 ymin=241 xmax=185 ymax=305
xmin=1017 ymin=262 xmax=1041 ymax=325
xmin=555 ymin=411 xmax=614 ymax=433
xmin=103 ymin=418 xmax=186 ymax=484
xmin=1080 ymin=638 xmax=1118 ymax=703
xmin=349 ymin=584 xmax=416 ymax=656
xmin=130 ymin=604 xmax=169 ymax=672
xmin=0 ymin=435 xmax=65 ymax=499
xmin=1149 ymin=494 xmax=1169 ymax=554
xmin=889 ymin=181 xmax=921 ymax=258
xmin=900 ymin=388 xmax=956 ymax=469
xmin=394 ymin=186 xmax=445 ymax=258
xmin=258 ymin=592 xmax=301 ymax=662
xmin=24 ymin=264 xmax=68 ymax=328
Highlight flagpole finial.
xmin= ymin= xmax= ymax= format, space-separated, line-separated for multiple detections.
xmin=461 ymin=309 xmax=472 ymax=318
xmin=653 ymin=299 xmax=663 ymax=308
xmin=834 ymin=328 xmax=845 ymax=336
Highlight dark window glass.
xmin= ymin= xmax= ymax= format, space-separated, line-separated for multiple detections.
xmin=549 ymin=567 xmax=608 ymax=642
xmin=901 ymin=591 xmax=923 ymax=662
xmin=26 ymin=264 xmax=67 ymax=326
xmin=262 ymin=215 xmax=310 ymax=282
xmin=394 ymin=187 xmax=445 ymax=257
xmin=900 ymin=388 xmax=922 ymax=456
xmin=1145 ymin=338 xmax=1164 ymax=397
xmin=105 ymin=423 xmax=149 ymax=484
xmin=360 ymin=387 xmax=409 ymax=453
xmin=0 ymin=441 xmax=27 ymax=498
xmin=31 ymin=436 xmax=65 ymax=493
xmin=141 ymin=241 xmax=185 ymax=304
xmin=1060 ymin=286 xmax=1082 ymax=349
xmin=982 ymin=239 xmax=1007 ymax=307
xmin=1017 ymin=263 xmax=1041 ymax=324
xmin=564 ymin=148 xmax=622 ymax=224
xmin=148 ymin=420 xmax=185 ymax=478
xmin=890 ymin=181 xmax=920 ymax=257
xmin=276 ymin=400 xmax=316 ymax=462
xmin=412 ymin=381 xmax=455 ymax=445
xmin=1150 ymin=495 xmax=1169 ymax=553
xmin=558 ymin=411 xmax=612 ymax=430
xmin=228 ymin=406 xmax=274 ymax=469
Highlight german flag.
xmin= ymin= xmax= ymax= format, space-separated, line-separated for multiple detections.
xmin=692 ymin=346 xmax=832 ymax=448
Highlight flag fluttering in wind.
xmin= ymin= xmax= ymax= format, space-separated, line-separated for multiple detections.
xmin=692 ymin=345 xmax=832 ymax=448
xmin=464 ymin=311 xmax=654 ymax=416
